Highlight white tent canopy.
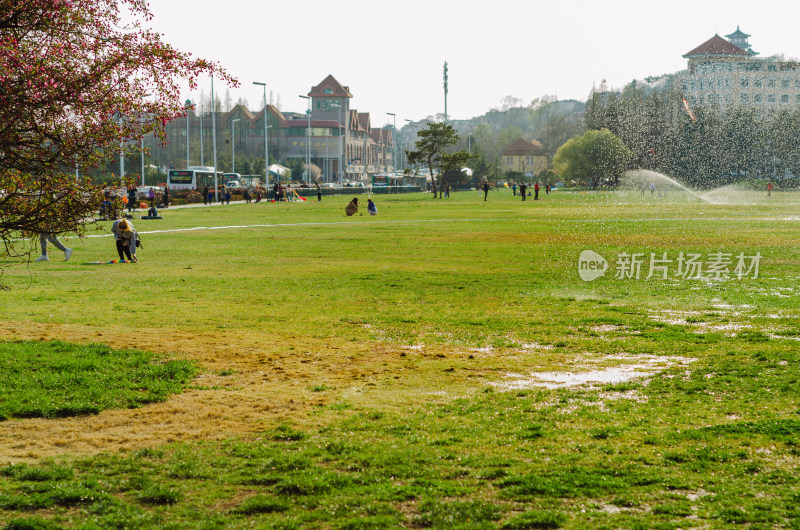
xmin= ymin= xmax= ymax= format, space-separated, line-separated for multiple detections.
xmin=269 ymin=164 xmax=290 ymax=177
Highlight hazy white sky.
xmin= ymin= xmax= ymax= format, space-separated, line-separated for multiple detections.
xmin=145 ymin=0 xmax=799 ymax=128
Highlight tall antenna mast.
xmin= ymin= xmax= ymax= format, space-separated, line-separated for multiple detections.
xmin=443 ymin=61 xmax=448 ymax=123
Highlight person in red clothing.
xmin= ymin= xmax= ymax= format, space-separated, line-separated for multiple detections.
xmin=767 ymin=182 xmax=773 ymax=197
xmin=534 ymin=181 xmax=540 ymax=200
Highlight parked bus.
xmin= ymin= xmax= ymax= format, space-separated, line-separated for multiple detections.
xmin=167 ymin=166 xmax=223 ymax=190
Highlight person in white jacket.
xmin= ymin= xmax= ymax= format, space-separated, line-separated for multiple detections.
xmin=111 ymin=218 xmax=138 ymax=262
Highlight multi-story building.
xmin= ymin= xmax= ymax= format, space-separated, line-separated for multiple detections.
xmin=681 ymin=27 xmax=800 ymax=110
xmin=501 ymin=138 xmax=548 ymax=178
xmin=155 ymin=75 xmax=393 ymax=183
xmin=279 ymin=74 xmax=393 ymax=183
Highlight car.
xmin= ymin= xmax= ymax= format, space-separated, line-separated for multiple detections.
xmin=225 ymin=180 xmax=243 ymax=189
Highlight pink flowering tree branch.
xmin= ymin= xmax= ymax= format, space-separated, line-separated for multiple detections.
xmin=0 ymin=0 xmax=237 ymax=266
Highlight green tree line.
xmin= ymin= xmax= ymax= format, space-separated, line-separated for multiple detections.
xmin=585 ymin=87 xmax=800 ymax=187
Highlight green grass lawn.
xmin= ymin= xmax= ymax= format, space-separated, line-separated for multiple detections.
xmin=0 ymin=341 xmax=195 ymax=420
xmin=1 ymin=189 xmax=800 ymax=528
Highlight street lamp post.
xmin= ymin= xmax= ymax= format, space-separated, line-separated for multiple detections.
xmin=405 ymin=119 xmax=419 ymax=180
xmin=231 ymin=118 xmax=240 ymax=173
xmin=386 ymin=112 xmax=396 ymax=174
xmin=299 ymin=95 xmax=311 ymax=183
xmin=185 ymin=99 xmax=192 ymax=167
xmin=211 ymin=75 xmax=219 ymax=201
xmin=330 ymin=103 xmax=342 ymax=184
xmin=199 ymin=112 xmax=204 ymax=167
xmin=324 ymin=120 xmax=329 ymax=182
xmin=253 ymin=82 xmax=270 ymax=188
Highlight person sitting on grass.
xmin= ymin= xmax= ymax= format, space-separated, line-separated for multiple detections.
xmin=111 ymin=218 xmax=138 ymax=262
xmin=345 ymin=197 xmax=359 ymax=216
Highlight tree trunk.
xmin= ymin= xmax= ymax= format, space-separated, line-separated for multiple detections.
xmin=428 ymin=155 xmax=437 ymax=198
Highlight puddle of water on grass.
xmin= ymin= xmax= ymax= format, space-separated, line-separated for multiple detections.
xmin=770 ymin=335 xmax=800 ymax=342
xmin=494 ymin=355 xmax=695 ymax=390
xmin=696 ymin=322 xmax=749 ymax=333
xmin=649 ymin=308 xmax=757 ymax=335
xmin=519 ymin=343 xmax=555 ymax=351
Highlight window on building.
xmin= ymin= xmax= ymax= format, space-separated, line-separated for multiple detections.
xmin=782 ymin=79 xmax=790 ymax=89
xmin=682 ymin=82 xmax=688 ymax=91
xmin=768 ymin=65 xmax=777 ymax=71
xmin=754 ymin=94 xmax=763 ymax=103
xmin=725 ymin=94 xmax=732 ymax=103
xmin=741 ymin=94 xmax=749 ymax=103
xmin=690 ymin=81 xmax=696 ymax=90
xmin=506 ymin=157 xmax=513 ymax=165
xmin=796 ymin=79 xmax=800 ymax=89
xmin=767 ymin=79 xmax=776 ymax=88
xmin=796 ymin=94 xmax=800 ymax=103
xmin=754 ymin=79 xmax=763 ymax=88
xmin=767 ymin=94 xmax=776 ymax=103
xmin=699 ymin=81 xmax=704 ymax=90
xmin=782 ymin=94 xmax=789 ymax=103
xmin=741 ymin=78 xmax=750 ymax=87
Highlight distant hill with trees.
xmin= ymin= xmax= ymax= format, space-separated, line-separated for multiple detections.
xmin=400 ymin=97 xmax=586 ymax=182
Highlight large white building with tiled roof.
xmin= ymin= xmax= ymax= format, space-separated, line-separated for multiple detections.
xmin=680 ymin=27 xmax=800 ymax=110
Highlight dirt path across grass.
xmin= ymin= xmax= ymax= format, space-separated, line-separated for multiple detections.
xmin=0 ymin=321 xmax=489 ymax=463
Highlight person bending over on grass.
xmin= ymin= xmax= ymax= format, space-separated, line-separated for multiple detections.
xmin=345 ymin=197 xmax=359 ymax=216
xmin=111 ymin=218 xmax=138 ymax=262
xmin=367 ymin=198 xmax=377 ymax=216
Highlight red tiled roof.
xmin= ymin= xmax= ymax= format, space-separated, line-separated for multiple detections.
xmin=224 ymin=104 xmax=255 ymax=124
xmin=357 ymin=112 xmax=371 ymax=132
xmin=251 ymin=105 xmax=284 ymax=125
xmin=308 ymin=74 xmax=353 ymax=98
xmin=501 ymin=138 xmax=545 ymax=156
xmin=347 ymin=109 xmax=361 ymax=132
xmin=370 ymin=128 xmax=393 ymax=145
xmin=683 ymin=35 xmax=748 ymax=58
